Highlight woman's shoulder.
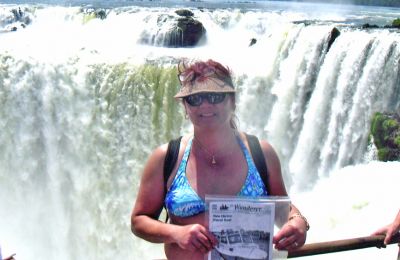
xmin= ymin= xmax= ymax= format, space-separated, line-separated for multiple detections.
xmin=237 ymin=131 xmax=274 ymax=149
xmin=151 ymin=134 xmax=192 ymax=160
xmin=238 ymin=131 xmax=279 ymax=161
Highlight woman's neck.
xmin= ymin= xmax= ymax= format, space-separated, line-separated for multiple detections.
xmin=192 ymin=127 xmax=239 ymax=167
xmin=193 ymin=127 xmax=238 ymax=153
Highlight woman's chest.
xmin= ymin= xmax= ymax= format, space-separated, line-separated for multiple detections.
xmin=186 ymin=156 xmax=249 ymax=198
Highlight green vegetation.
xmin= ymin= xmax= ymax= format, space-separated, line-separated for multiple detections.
xmin=352 ymin=201 xmax=369 ymax=210
xmin=87 ymin=62 xmax=183 ymax=154
xmin=393 ymin=18 xmax=400 ymax=27
xmin=395 ymin=136 xmax=400 ymax=146
xmin=370 ymin=112 xmax=400 ymax=161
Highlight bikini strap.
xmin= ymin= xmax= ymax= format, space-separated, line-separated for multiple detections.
xmin=236 ymin=134 xmax=252 ymax=160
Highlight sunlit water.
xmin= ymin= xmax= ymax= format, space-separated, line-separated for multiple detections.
xmin=0 ymin=1 xmax=399 ymax=259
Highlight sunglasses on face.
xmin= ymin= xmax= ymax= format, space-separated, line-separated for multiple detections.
xmin=184 ymin=93 xmax=227 ymax=106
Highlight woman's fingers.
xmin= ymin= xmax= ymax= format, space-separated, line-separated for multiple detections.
xmin=274 ymin=233 xmax=297 ymax=250
xmin=275 ymin=236 xmax=302 ymax=250
xmin=192 ymin=238 xmax=211 ymax=253
xmin=176 ymin=224 xmax=216 ymax=252
xmin=273 ymin=223 xmax=306 ymax=250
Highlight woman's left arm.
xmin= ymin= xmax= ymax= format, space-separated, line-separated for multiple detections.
xmin=259 ymin=140 xmax=308 ymax=251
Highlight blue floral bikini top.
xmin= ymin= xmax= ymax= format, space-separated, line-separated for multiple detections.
xmin=164 ymin=136 xmax=268 ymax=218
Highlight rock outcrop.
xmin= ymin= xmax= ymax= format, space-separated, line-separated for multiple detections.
xmin=0 ymin=7 xmax=32 ymax=32
xmin=326 ymin=27 xmax=340 ymax=52
xmin=139 ymin=9 xmax=206 ymax=48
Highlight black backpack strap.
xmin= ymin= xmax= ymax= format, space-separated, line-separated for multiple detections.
xmin=162 ymin=136 xmax=182 ymax=222
xmin=163 ymin=136 xmax=182 ymax=194
xmin=245 ymin=133 xmax=271 ymax=194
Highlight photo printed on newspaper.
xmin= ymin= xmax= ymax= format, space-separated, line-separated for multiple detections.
xmin=207 ymin=196 xmax=275 ymax=260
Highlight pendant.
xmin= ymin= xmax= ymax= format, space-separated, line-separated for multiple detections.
xmin=211 ymin=156 xmax=217 ymax=165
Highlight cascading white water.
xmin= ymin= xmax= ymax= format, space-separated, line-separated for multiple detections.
xmin=286 ymin=29 xmax=400 ymax=191
xmin=0 ymin=2 xmax=399 ymax=259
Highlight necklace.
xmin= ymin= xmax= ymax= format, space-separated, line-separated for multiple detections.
xmin=193 ymin=135 xmax=235 ymax=166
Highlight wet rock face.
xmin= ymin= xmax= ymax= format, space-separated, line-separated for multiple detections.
xmin=326 ymin=27 xmax=340 ymax=52
xmin=160 ymin=9 xmax=206 ymax=48
xmin=0 ymin=7 xmax=32 ymax=32
xmin=370 ymin=112 xmax=400 ymax=161
xmin=80 ymin=8 xmax=108 ymax=20
xmin=138 ymin=9 xmax=206 ymax=48
xmin=172 ymin=16 xmax=206 ymax=47
xmin=10 ymin=7 xmax=32 ymax=25
xmin=175 ymin=9 xmax=194 ymax=17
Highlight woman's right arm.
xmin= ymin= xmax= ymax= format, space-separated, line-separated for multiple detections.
xmin=131 ymin=144 xmax=177 ymax=243
xmin=131 ymin=144 xmax=218 ymax=252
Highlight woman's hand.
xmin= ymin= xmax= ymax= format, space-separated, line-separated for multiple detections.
xmin=173 ymin=224 xmax=218 ymax=253
xmin=373 ymin=210 xmax=400 ymax=245
xmin=3 ymin=253 xmax=16 ymax=260
xmin=373 ymin=224 xmax=394 ymax=244
xmin=273 ymin=217 xmax=307 ymax=251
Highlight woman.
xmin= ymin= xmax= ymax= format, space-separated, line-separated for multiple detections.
xmin=131 ymin=59 xmax=309 ymax=259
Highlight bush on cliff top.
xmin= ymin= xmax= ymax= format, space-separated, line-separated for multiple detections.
xmin=370 ymin=112 xmax=400 ymax=161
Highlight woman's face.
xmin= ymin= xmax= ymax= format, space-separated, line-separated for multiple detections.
xmin=183 ymin=93 xmax=235 ymax=129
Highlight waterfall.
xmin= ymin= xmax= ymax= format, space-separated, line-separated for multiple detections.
xmin=0 ymin=2 xmax=399 ymax=259
xmin=285 ymin=29 xmax=400 ymax=191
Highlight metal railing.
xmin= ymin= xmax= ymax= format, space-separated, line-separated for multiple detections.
xmin=288 ymin=233 xmax=400 ymax=258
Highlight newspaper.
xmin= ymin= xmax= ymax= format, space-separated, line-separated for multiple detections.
xmin=206 ymin=196 xmax=275 ymax=260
